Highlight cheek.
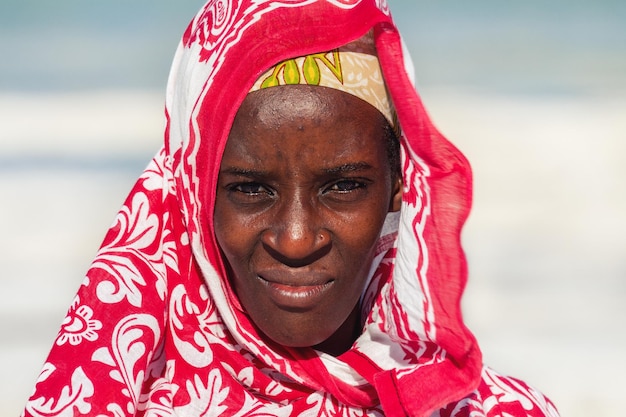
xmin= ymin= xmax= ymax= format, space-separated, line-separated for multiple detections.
xmin=333 ymin=207 xmax=388 ymax=267
xmin=213 ymin=201 xmax=231 ymax=250
xmin=341 ymin=194 xmax=391 ymax=237
xmin=213 ymin=211 xmax=255 ymax=303
xmin=213 ymin=199 xmax=250 ymax=264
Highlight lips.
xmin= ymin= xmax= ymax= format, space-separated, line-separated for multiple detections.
xmin=257 ymin=271 xmax=334 ymax=310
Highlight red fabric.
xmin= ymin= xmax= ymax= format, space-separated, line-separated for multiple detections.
xmin=22 ymin=1 xmax=559 ymax=416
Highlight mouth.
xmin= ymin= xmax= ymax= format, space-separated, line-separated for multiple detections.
xmin=257 ymin=274 xmax=334 ymax=310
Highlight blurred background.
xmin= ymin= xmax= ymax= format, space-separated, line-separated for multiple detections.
xmin=1 ymin=0 xmax=624 ymax=415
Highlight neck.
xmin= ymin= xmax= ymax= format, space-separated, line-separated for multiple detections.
xmin=313 ymin=304 xmax=361 ymax=356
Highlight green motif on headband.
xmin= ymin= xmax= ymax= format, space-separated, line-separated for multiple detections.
xmin=251 ymin=50 xmax=397 ymax=129
xmin=260 ymin=51 xmax=343 ymax=87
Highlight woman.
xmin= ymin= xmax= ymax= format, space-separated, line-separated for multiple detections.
xmin=23 ymin=1 xmax=559 ymax=416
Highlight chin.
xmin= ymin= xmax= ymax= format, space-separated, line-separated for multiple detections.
xmin=269 ymin=330 xmax=331 ymax=350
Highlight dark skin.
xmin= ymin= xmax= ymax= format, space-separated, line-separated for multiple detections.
xmin=213 ymin=85 xmax=402 ymax=356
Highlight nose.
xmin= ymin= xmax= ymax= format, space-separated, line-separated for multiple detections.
xmin=261 ymin=193 xmax=331 ymax=265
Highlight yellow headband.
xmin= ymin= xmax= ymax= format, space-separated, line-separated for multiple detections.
xmin=250 ymin=50 xmax=397 ymax=128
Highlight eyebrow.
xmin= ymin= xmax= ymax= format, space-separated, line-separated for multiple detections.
xmin=219 ymin=162 xmax=374 ymax=178
xmin=219 ymin=167 xmax=268 ymax=177
xmin=323 ymin=162 xmax=373 ymax=174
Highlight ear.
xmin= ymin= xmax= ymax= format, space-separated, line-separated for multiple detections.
xmin=388 ymin=177 xmax=403 ymax=212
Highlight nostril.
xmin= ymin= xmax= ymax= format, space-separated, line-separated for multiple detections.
xmin=261 ymin=227 xmax=331 ymax=266
xmin=262 ymin=240 xmax=332 ymax=268
xmin=316 ymin=230 xmax=331 ymax=246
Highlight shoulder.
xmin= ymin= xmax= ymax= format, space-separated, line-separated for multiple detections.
xmin=433 ymin=367 xmax=560 ymax=417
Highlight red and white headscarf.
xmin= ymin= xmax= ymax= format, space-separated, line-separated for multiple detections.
xmin=23 ymin=1 xmax=559 ymax=416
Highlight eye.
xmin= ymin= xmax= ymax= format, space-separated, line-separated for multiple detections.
xmin=228 ymin=182 xmax=274 ymax=196
xmin=224 ymin=182 xmax=275 ymax=207
xmin=326 ymin=179 xmax=366 ymax=193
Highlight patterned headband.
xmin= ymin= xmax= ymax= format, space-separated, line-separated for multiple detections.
xmin=250 ymin=50 xmax=397 ymax=128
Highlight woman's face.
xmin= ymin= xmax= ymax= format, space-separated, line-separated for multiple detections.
xmin=214 ymin=85 xmax=402 ymax=355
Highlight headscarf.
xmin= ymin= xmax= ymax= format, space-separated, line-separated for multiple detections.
xmin=23 ymin=1 xmax=559 ymax=416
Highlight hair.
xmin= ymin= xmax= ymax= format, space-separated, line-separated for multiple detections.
xmin=383 ymin=119 xmax=401 ymax=180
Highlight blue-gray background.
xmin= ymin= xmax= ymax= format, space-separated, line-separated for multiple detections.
xmin=1 ymin=0 xmax=625 ymax=94
xmin=1 ymin=1 xmax=625 ymax=416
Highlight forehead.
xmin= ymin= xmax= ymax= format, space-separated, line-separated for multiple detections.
xmin=224 ymin=85 xmax=389 ymax=164
xmin=235 ymin=84 xmax=384 ymax=127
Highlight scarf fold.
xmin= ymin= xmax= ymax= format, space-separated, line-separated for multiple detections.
xmin=22 ymin=1 xmax=559 ymax=416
